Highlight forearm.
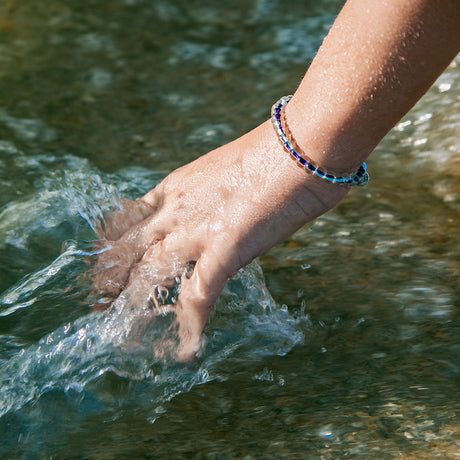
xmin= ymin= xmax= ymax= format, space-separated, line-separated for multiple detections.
xmin=96 ymin=1 xmax=459 ymax=361
xmin=285 ymin=0 xmax=460 ymax=173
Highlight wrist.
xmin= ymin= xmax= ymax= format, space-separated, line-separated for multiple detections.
xmin=272 ymin=96 xmax=368 ymax=186
xmin=240 ymin=119 xmax=350 ymax=224
xmin=283 ymin=93 xmax=370 ymax=175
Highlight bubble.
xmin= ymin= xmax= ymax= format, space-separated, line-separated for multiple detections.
xmin=88 ymin=68 xmax=113 ymax=89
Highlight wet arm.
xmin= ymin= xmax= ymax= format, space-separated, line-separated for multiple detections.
xmin=285 ymin=0 xmax=460 ymax=173
xmin=94 ymin=0 xmax=460 ymax=361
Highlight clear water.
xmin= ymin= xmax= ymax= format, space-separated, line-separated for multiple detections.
xmin=0 ymin=0 xmax=459 ymax=458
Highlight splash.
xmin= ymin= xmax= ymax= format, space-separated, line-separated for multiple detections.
xmin=0 ymin=152 xmax=309 ymax=428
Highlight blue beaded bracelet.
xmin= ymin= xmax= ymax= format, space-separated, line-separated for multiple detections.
xmin=271 ymin=95 xmax=369 ymax=186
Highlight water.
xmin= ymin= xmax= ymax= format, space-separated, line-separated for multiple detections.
xmin=1 ymin=0 xmax=459 ymax=458
xmin=0 ymin=152 xmax=308 ymax=458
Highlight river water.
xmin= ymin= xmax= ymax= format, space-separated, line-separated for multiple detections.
xmin=0 ymin=0 xmax=459 ymax=458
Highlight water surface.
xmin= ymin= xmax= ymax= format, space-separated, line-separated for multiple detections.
xmin=0 ymin=0 xmax=459 ymax=458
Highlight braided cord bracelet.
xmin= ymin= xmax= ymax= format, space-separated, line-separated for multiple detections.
xmin=271 ymin=95 xmax=369 ymax=186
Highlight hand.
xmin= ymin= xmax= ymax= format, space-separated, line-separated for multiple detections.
xmin=91 ymin=120 xmax=349 ymax=361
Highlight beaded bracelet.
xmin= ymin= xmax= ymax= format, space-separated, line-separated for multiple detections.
xmin=271 ymin=95 xmax=369 ymax=186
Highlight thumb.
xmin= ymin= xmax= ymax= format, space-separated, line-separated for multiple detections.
xmin=174 ymin=248 xmax=234 ymax=362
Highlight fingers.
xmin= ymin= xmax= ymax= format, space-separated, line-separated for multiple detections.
xmin=90 ymin=240 xmax=135 ymax=306
xmin=90 ymin=202 xmax=173 ymax=303
xmin=101 ymin=198 xmax=156 ymax=240
xmin=129 ymin=234 xmax=199 ymax=283
xmin=89 ymin=188 xmax=164 ymax=305
xmin=174 ymin=248 xmax=233 ymax=362
xmin=112 ymin=232 xmax=198 ymax=312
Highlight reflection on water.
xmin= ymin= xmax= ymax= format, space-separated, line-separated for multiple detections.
xmin=0 ymin=0 xmax=459 ymax=458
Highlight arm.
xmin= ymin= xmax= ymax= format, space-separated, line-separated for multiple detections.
xmin=93 ymin=0 xmax=460 ymax=361
xmin=285 ymin=0 xmax=460 ymax=172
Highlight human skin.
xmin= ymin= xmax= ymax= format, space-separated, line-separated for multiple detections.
xmin=91 ymin=0 xmax=460 ymax=362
